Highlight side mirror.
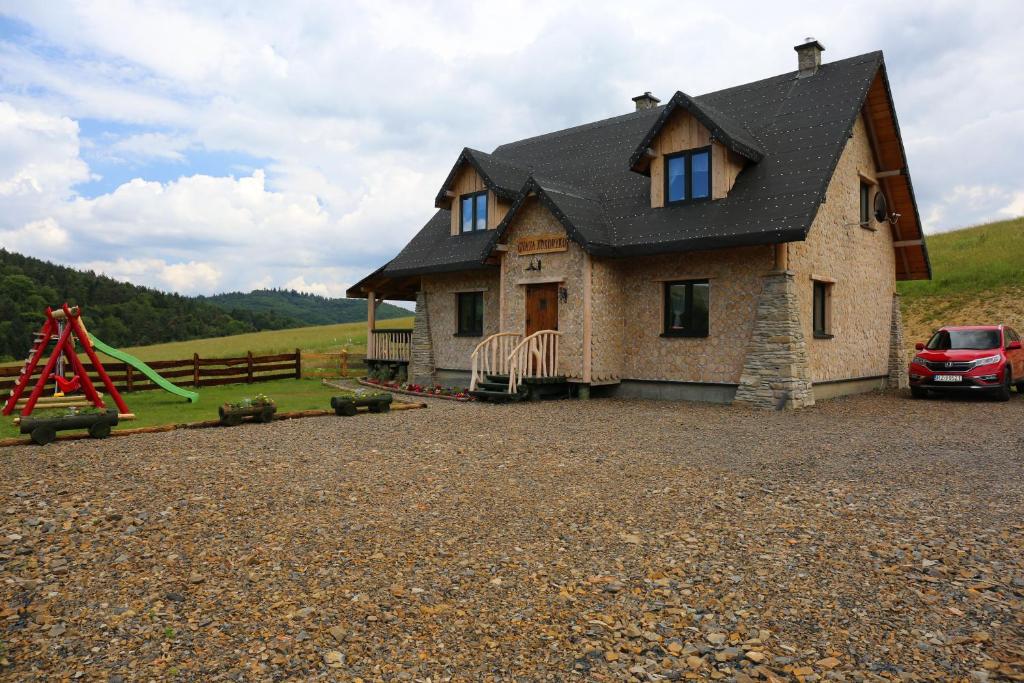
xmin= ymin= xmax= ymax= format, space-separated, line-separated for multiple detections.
xmin=1008 ymin=341 xmax=1022 ymax=351
xmin=914 ymin=342 xmax=925 ymax=351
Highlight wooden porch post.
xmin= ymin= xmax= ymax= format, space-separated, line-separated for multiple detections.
xmin=367 ymin=289 xmax=376 ymax=359
xmin=774 ymin=243 xmax=790 ymax=272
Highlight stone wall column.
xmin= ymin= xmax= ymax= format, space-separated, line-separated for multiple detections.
xmin=410 ymin=290 xmax=435 ymax=385
xmin=734 ymin=271 xmax=815 ymax=410
xmin=887 ymin=293 xmax=908 ymax=389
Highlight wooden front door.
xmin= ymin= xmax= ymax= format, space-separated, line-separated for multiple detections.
xmin=525 ymin=283 xmax=559 ymax=335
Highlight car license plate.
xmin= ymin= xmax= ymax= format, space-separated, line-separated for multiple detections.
xmin=934 ymin=374 xmax=962 ymax=382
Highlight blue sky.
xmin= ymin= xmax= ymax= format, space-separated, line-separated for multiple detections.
xmin=0 ymin=1 xmax=1022 ymax=297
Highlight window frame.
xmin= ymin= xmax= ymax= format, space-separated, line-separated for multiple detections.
xmin=661 ymin=279 xmax=710 ymax=338
xmin=664 ymin=146 xmax=713 ymax=206
xmin=459 ymin=191 xmax=488 ymax=233
xmin=859 ymin=181 xmax=872 ymax=227
xmin=812 ymin=280 xmax=833 ymax=339
xmin=455 ymin=291 xmax=484 ymax=337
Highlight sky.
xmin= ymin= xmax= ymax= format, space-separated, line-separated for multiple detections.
xmin=0 ymin=1 xmax=1022 ymax=298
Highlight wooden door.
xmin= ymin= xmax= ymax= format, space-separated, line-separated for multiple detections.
xmin=525 ymin=283 xmax=559 ymax=335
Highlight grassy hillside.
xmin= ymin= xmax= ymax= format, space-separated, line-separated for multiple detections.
xmin=899 ymin=217 xmax=1024 ymax=345
xmin=113 ymin=316 xmax=413 ymax=362
xmin=201 ymin=289 xmax=410 ymax=326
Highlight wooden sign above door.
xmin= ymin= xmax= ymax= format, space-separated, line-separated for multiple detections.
xmin=516 ymin=234 xmax=568 ymax=256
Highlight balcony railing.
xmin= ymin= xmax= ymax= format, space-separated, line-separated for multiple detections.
xmin=367 ymin=329 xmax=412 ymax=362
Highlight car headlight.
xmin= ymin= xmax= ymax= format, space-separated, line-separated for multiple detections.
xmin=911 ymin=356 xmax=930 ymax=367
xmin=973 ymin=354 xmax=1002 ymax=368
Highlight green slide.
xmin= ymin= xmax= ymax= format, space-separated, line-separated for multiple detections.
xmin=89 ymin=335 xmax=199 ymax=403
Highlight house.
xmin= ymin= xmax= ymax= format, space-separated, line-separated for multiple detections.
xmin=347 ymin=40 xmax=930 ymax=409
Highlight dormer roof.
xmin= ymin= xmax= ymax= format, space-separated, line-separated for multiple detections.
xmin=628 ymin=91 xmax=766 ymax=171
xmin=434 ymin=148 xmax=531 ymax=208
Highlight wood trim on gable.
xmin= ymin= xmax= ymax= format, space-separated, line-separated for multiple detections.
xmin=862 ymin=69 xmax=930 ymax=281
xmin=648 ymin=109 xmax=745 ymax=208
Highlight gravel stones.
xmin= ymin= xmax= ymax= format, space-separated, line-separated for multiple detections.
xmin=1 ymin=392 xmax=1022 ymax=680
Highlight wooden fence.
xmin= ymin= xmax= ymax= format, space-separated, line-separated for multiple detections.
xmin=300 ymin=350 xmax=367 ymax=379
xmin=0 ymin=350 xmax=302 ymax=396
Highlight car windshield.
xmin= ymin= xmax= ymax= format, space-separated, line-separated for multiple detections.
xmin=926 ymin=329 xmax=1001 ymax=351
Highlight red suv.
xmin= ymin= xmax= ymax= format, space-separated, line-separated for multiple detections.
xmin=909 ymin=325 xmax=1024 ymax=401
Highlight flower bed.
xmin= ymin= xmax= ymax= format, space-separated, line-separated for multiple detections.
xmin=360 ymin=377 xmax=473 ymax=401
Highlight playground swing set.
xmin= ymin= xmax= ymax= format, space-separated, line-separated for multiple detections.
xmin=3 ymin=303 xmax=199 ymax=444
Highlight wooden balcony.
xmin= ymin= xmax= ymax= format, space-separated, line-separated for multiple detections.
xmin=367 ymin=329 xmax=412 ymax=363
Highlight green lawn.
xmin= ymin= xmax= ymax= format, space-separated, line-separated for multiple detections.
xmin=898 ymin=216 xmax=1024 ymax=298
xmin=109 ymin=316 xmax=413 ymax=362
xmin=1 ymin=378 xmax=349 ymax=440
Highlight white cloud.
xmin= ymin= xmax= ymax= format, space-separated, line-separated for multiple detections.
xmin=0 ymin=0 xmax=1023 ymax=296
xmin=0 ymin=217 xmax=70 ymax=253
xmin=78 ymin=257 xmax=222 ymax=294
xmin=284 ymin=276 xmax=348 ymax=298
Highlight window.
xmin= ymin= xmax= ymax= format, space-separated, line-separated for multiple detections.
xmin=456 ymin=291 xmax=483 ymax=336
xmin=663 ymin=280 xmax=709 ymax=337
xmin=665 ymin=148 xmax=711 ymax=204
xmin=859 ymin=181 xmax=872 ymax=225
xmin=459 ymin=192 xmax=488 ymax=233
xmin=926 ymin=329 xmax=1000 ymax=351
xmin=813 ymin=281 xmax=832 ymax=339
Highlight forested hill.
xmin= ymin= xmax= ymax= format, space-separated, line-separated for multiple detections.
xmin=0 ymin=250 xmax=404 ymax=361
xmin=200 ymin=289 xmax=410 ymax=326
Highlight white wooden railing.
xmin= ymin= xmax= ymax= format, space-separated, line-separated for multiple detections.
xmin=367 ymin=329 xmax=412 ymax=362
xmin=469 ymin=332 xmax=522 ymax=390
xmin=507 ymin=330 xmax=561 ymax=394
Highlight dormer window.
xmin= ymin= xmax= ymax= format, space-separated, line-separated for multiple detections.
xmin=665 ymin=147 xmax=711 ymax=204
xmin=460 ymin=191 xmax=488 ymax=233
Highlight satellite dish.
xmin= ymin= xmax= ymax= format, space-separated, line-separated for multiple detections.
xmin=873 ymin=191 xmax=888 ymax=223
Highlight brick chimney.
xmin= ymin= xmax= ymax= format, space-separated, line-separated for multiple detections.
xmin=631 ymin=91 xmax=661 ymax=111
xmin=794 ymin=37 xmax=825 ymax=77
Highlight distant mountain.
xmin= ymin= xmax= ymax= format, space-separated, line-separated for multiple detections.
xmin=0 ymin=249 xmax=296 ymax=360
xmin=200 ymin=289 xmax=410 ymax=326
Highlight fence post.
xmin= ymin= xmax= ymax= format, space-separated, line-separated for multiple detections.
xmin=126 ymin=365 xmax=133 ymax=393
xmin=247 ymin=351 xmax=254 ymax=384
xmin=295 ymin=348 xmax=302 ymax=379
xmin=340 ymin=349 xmax=348 ymax=378
xmin=193 ymin=353 xmax=200 ymax=388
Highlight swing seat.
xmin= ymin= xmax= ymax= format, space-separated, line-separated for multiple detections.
xmin=53 ymin=375 xmax=82 ymax=395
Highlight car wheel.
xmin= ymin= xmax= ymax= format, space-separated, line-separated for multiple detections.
xmin=994 ymin=371 xmax=1012 ymax=402
xmin=1016 ymin=381 xmax=1024 ymax=393
xmin=910 ymin=386 xmax=928 ymax=399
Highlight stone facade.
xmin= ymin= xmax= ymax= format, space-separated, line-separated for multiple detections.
xmin=499 ymin=199 xmax=585 ymax=380
xmin=616 ymin=246 xmax=773 ymax=385
xmin=410 ymin=290 xmax=435 ymax=385
xmin=887 ymin=293 xmax=909 ymax=389
xmin=421 ymin=270 xmax=500 ymax=371
xmin=734 ymin=271 xmax=815 ymax=409
xmin=789 ymin=114 xmax=897 ymax=383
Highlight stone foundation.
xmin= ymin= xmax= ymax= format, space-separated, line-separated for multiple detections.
xmin=734 ymin=271 xmax=815 ymax=410
xmin=410 ymin=291 xmax=435 ymax=385
xmin=887 ymin=293 xmax=908 ymax=389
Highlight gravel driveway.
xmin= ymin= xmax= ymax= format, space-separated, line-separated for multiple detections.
xmin=1 ymin=392 xmax=1022 ymax=681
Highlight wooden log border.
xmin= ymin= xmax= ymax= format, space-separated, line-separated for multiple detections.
xmin=0 ymin=400 xmax=427 ymax=448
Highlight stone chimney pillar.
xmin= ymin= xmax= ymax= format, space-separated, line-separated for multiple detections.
xmin=631 ymin=91 xmax=661 ymax=111
xmin=794 ymin=38 xmax=825 ymax=77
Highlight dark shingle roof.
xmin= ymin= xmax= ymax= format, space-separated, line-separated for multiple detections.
xmin=381 ymin=51 xmax=896 ymax=277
